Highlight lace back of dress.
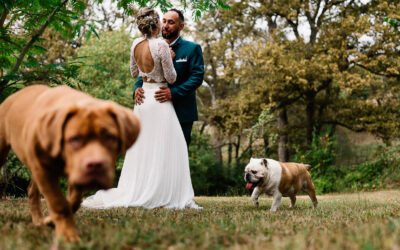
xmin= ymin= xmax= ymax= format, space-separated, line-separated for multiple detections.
xmin=133 ymin=38 xmax=164 ymax=83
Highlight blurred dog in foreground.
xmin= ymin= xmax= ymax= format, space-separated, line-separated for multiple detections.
xmin=0 ymin=85 xmax=140 ymax=242
xmin=244 ymin=158 xmax=318 ymax=212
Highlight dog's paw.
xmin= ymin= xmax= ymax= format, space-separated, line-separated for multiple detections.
xmin=56 ymin=228 xmax=81 ymax=243
xmin=64 ymin=231 xmax=81 ymax=243
xmin=32 ymin=218 xmax=44 ymax=226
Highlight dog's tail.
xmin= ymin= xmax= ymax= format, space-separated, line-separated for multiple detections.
xmin=303 ymin=164 xmax=312 ymax=170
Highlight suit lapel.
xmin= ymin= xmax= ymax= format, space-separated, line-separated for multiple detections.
xmin=172 ymin=36 xmax=185 ymax=75
xmin=171 ymin=36 xmax=183 ymax=50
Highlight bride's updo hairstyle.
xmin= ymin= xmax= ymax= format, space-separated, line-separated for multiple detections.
xmin=136 ymin=7 xmax=160 ymax=37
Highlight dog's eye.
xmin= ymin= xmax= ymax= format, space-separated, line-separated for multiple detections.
xmin=251 ymin=170 xmax=257 ymax=174
xmin=105 ymin=134 xmax=118 ymax=142
xmin=68 ymin=136 xmax=83 ymax=148
xmin=69 ymin=136 xmax=81 ymax=143
xmin=104 ymin=134 xmax=118 ymax=147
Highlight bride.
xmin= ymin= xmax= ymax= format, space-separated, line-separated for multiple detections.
xmin=82 ymin=7 xmax=201 ymax=209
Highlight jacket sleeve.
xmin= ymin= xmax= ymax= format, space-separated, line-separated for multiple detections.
xmin=133 ymin=77 xmax=143 ymax=100
xmin=170 ymin=44 xmax=204 ymax=100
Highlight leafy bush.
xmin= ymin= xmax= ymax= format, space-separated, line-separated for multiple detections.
xmin=292 ymin=128 xmax=338 ymax=178
xmin=0 ymin=151 xmax=30 ymax=198
xmin=292 ymin=130 xmax=400 ymax=194
xmin=70 ymin=29 xmax=136 ymax=108
xmin=188 ymin=129 xmax=228 ymax=196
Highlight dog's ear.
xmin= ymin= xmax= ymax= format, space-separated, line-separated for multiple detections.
xmin=108 ymin=104 xmax=140 ymax=153
xmin=261 ymin=158 xmax=268 ymax=168
xmin=34 ymin=106 xmax=78 ymax=158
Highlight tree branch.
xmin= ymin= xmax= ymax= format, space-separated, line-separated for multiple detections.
xmin=0 ymin=9 xmax=9 ymax=28
xmin=313 ymin=0 xmax=322 ymax=21
xmin=6 ymin=165 xmax=24 ymax=183
xmin=273 ymin=94 xmax=303 ymax=111
xmin=321 ymin=120 xmax=366 ymax=133
xmin=0 ymin=36 xmax=23 ymax=49
xmin=271 ymin=10 xmax=300 ymax=40
xmin=11 ymin=0 xmax=69 ymax=73
xmin=354 ymin=63 xmax=400 ymax=78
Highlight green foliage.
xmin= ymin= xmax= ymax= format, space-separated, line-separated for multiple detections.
xmin=0 ymin=0 xmax=90 ymax=92
xmin=188 ymin=129 xmax=226 ymax=195
xmin=293 ymin=128 xmax=337 ymax=178
xmin=187 ymin=128 xmax=252 ymax=196
xmin=70 ymin=29 xmax=135 ymax=107
xmin=291 ymin=128 xmax=400 ymax=194
xmin=341 ymin=146 xmax=400 ymax=191
xmin=310 ymin=153 xmax=395 ymax=195
xmin=0 ymin=151 xmax=30 ymax=198
xmin=293 ymin=139 xmax=400 ymax=194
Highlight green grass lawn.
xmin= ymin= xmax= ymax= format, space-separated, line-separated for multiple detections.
xmin=1 ymin=190 xmax=400 ymax=249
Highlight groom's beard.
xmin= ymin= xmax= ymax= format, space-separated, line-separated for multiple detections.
xmin=162 ymin=28 xmax=179 ymax=40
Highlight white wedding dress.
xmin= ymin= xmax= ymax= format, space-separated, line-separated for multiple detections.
xmin=81 ymin=37 xmax=201 ymax=209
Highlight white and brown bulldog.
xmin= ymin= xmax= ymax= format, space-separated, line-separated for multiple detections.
xmin=244 ymin=158 xmax=318 ymax=212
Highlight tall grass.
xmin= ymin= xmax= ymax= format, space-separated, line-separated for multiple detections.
xmin=1 ymin=190 xmax=399 ymax=249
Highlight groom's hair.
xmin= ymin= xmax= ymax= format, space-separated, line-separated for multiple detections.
xmin=169 ymin=8 xmax=184 ymax=23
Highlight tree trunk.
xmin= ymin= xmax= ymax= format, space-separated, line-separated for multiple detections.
xmin=199 ymin=121 xmax=207 ymax=135
xmin=228 ymin=139 xmax=232 ymax=166
xmin=306 ymin=92 xmax=316 ymax=145
xmin=215 ymin=145 xmax=223 ymax=164
xmin=277 ymin=108 xmax=289 ymax=162
xmin=262 ymin=131 xmax=269 ymax=156
xmin=248 ymin=130 xmax=254 ymax=157
xmin=210 ymin=126 xmax=223 ymax=164
xmin=0 ymin=167 xmax=7 ymax=199
xmin=0 ymin=9 xmax=9 ymax=29
xmin=234 ymin=135 xmax=241 ymax=163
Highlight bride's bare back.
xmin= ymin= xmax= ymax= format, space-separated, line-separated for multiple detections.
xmin=134 ymin=40 xmax=155 ymax=74
xmin=130 ymin=37 xmax=176 ymax=84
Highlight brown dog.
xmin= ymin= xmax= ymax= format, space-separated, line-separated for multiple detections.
xmin=244 ymin=158 xmax=318 ymax=212
xmin=0 ymin=85 xmax=140 ymax=242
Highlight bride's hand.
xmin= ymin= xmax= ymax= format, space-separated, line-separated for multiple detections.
xmin=170 ymin=48 xmax=175 ymax=59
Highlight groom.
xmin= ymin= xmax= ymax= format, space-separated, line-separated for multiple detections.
xmin=133 ymin=8 xmax=205 ymax=146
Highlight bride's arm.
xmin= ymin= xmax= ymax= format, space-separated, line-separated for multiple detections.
xmin=130 ymin=43 xmax=139 ymax=78
xmin=159 ymin=41 xmax=177 ymax=84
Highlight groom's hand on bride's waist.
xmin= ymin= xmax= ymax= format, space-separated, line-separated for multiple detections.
xmin=135 ymin=88 xmax=145 ymax=105
xmin=155 ymin=86 xmax=172 ymax=103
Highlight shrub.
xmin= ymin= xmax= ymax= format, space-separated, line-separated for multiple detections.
xmin=188 ymin=129 xmax=228 ymax=196
xmin=292 ymin=128 xmax=338 ymax=178
xmin=0 ymin=151 xmax=30 ymax=198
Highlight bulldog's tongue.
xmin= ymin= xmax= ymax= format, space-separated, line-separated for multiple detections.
xmin=246 ymin=183 xmax=253 ymax=190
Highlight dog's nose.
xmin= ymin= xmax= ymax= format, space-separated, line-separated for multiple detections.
xmin=85 ymin=160 xmax=104 ymax=171
xmin=245 ymin=173 xmax=250 ymax=182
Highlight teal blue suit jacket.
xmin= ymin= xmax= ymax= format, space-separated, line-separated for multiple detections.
xmin=133 ymin=36 xmax=204 ymax=123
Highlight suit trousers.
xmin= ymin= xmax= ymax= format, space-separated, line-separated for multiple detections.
xmin=180 ymin=122 xmax=193 ymax=147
